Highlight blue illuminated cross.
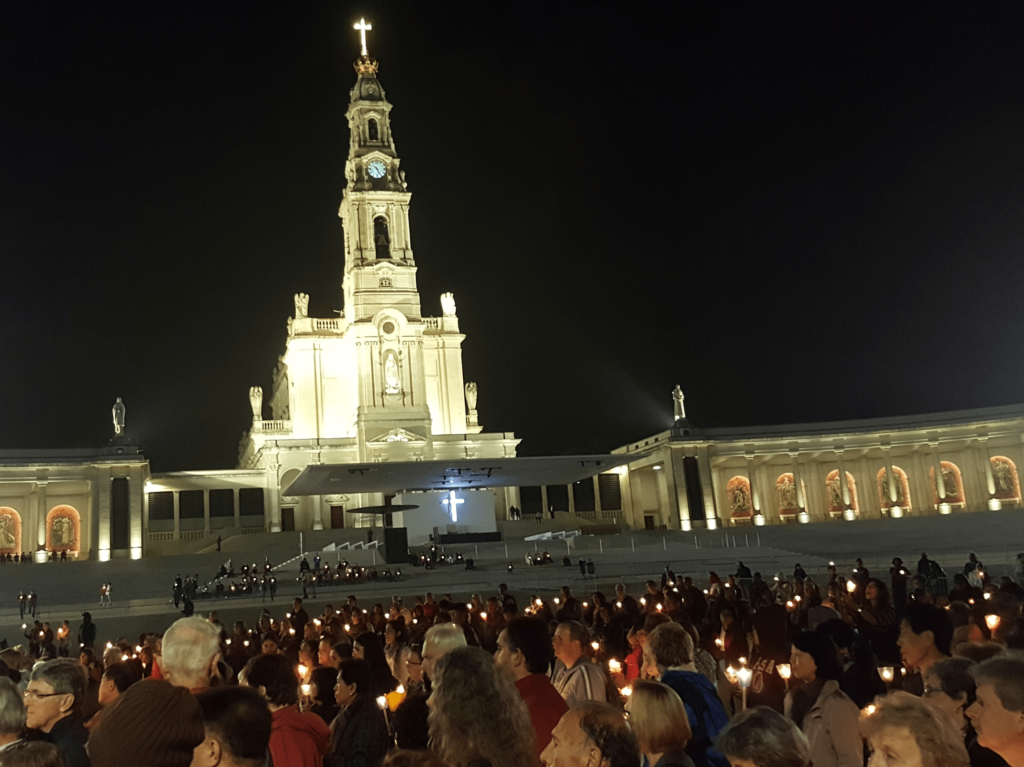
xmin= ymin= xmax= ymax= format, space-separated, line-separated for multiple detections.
xmin=442 ymin=491 xmax=464 ymax=522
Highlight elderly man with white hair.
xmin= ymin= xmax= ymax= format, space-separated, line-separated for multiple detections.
xmin=160 ymin=616 xmax=223 ymax=694
xmin=0 ymin=677 xmax=26 ymax=753
xmin=421 ymin=623 xmax=467 ymax=682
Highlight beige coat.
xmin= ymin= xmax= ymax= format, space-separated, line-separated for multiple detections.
xmin=785 ymin=679 xmax=862 ymax=767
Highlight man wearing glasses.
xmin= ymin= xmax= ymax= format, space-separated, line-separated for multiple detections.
xmin=23 ymin=659 xmax=89 ymax=767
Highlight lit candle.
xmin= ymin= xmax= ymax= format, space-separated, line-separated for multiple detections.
xmin=621 ymin=686 xmax=632 ymax=697
xmin=846 ymin=580 xmax=857 ymax=593
xmin=608 ymin=659 xmax=622 ymax=674
xmin=986 ymin=614 xmax=1001 ymax=631
xmin=480 ymin=612 xmax=487 ymax=621
xmin=376 ymin=696 xmax=388 ymax=710
xmin=301 ymin=684 xmax=311 ymax=695
xmin=878 ymin=666 xmax=894 ymax=683
xmin=554 ymin=598 xmax=560 ymax=605
xmin=737 ymin=667 xmax=752 ymax=688
xmin=244 ymin=640 xmax=250 ymax=647
xmin=591 ymin=641 xmax=599 ymax=651
xmin=656 ymin=604 xmax=663 ymax=612
xmin=616 ymin=601 xmax=622 ymax=609
xmin=345 ymin=624 xmax=351 ymax=632
xmin=864 ymin=704 xmax=877 ymax=715
xmin=777 ymin=664 xmax=791 ymax=680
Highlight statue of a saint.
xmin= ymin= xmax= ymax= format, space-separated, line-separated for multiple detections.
xmin=249 ymin=386 xmax=263 ymax=420
xmin=941 ymin=467 xmax=959 ymax=499
xmin=112 ymin=398 xmax=126 ymax=436
xmin=778 ymin=477 xmax=797 ymax=509
xmin=294 ymin=293 xmax=310 ymax=319
xmin=383 ymin=351 xmax=400 ymax=394
xmin=828 ymin=476 xmax=843 ymax=509
xmin=440 ymin=292 xmax=457 ymax=317
xmin=465 ymin=382 xmax=478 ymax=412
xmin=52 ymin=516 xmax=74 ymax=547
xmin=672 ymin=385 xmax=686 ymax=420
xmin=0 ymin=514 xmax=16 ymax=549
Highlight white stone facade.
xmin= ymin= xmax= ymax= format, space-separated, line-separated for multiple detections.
xmin=612 ymin=400 xmax=1024 ymax=531
xmin=232 ymin=52 xmax=519 ymax=532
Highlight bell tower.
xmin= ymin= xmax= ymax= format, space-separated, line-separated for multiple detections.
xmin=339 ymin=20 xmax=420 ymax=324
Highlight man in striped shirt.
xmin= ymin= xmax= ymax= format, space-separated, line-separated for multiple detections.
xmin=550 ymin=621 xmax=607 ymax=707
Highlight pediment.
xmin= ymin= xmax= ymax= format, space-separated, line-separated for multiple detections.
xmin=368 ymin=427 xmax=427 ymax=445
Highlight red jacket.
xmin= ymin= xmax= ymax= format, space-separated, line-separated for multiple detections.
xmin=270 ymin=705 xmax=331 ymax=767
xmin=516 ymin=673 xmax=569 ymax=758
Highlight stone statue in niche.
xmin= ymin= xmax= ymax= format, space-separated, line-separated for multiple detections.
xmin=993 ymin=460 xmax=1014 ymax=494
xmin=0 ymin=514 xmax=15 ymax=549
xmin=286 ymin=317 xmax=294 ymax=336
xmin=383 ymin=350 xmax=400 ymax=394
xmin=399 ymin=170 xmax=407 ymax=190
xmin=440 ymin=292 xmax=457 ymax=317
xmin=729 ymin=483 xmax=751 ymax=513
xmin=465 ymin=382 xmax=478 ymax=412
xmin=941 ymin=467 xmax=959 ymax=498
xmin=828 ymin=476 xmax=843 ymax=508
xmin=294 ymin=293 xmax=309 ymax=319
xmin=52 ymin=517 xmax=75 ymax=547
xmin=249 ymin=386 xmax=263 ymax=420
xmin=672 ymin=385 xmax=685 ymax=420
xmin=112 ymin=398 xmax=126 ymax=436
xmin=778 ymin=477 xmax=797 ymax=509
xmin=879 ymin=470 xmax=905 ymax=505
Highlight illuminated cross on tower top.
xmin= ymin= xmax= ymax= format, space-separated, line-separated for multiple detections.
xmin=354 ymin=18 xmax=372 ymax=57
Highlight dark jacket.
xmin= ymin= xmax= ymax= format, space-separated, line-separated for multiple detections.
xmin=327 ymin=696 xmax=390 ymax=767
xmin=45 ymin=714 xmax=91 ymax=767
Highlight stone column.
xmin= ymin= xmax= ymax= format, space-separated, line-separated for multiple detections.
xmin=173 ymin=492 xmax=181 ymax=539
xmin=697 ymin=447 xmax=719 ymax=530
xmin=233 ymin=488 xmax=242 ymax=530
xmin=202 ymin=489 xmax=211 ymax=535
xmin=837 ymin=450 xmax=855 ymax=521
xmin=884 ymin=447 xmax=901 ymax=517
xmin=96 ymin=467 xmax=111 ymax=562
xmin=312 ymin=494 xmax=324 ymax=531
xmin=745 ymin=455 xmax=762 ymax=519
xmin=790 ymin=453 xmax=807 ymax=523
xmin=981 ymin=439 xmax=1000 ymax=510
xmin=267 ymin=460 xmax=281 ymax=533
xmin=567 ymin=484 xmax=576 ymax=516
xmin=36 ymin=480 xmax=48 ymax=554
xmin=592 ymin=476 xmax=602 ymax=513
xmin=670 ymin=451 xmax=691 ymax=531
xmin=930 ymin=443 xmax=950 ymax=513
xmin=129 ymin=468 xmax=143 ymax=559
xmin=540 ymin=486 xmax=549 ymax=518
xmin=655 ymin=466 xmax=675 ymax=529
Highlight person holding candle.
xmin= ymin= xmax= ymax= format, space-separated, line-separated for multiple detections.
xmin=785 ymin=632 xmax=861 ymax=767
xmin=430 ymin=646 xmax=536 ymax=767
xmin=246 ymin=653 xmax=330 ymax=767
xmin=353 ymin=633 xmax=398 ymax=699
xmin=328 ymin=658 xmax=389 ymax=767
xmin=495 ymin=616 xmax=569 ymax=757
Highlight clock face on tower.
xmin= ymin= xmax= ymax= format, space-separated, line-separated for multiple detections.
xmin=367 ymin=160 xmax=387 ymax=179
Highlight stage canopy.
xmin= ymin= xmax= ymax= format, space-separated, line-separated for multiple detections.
xmin=284 ymin=455 xmax=633 ymax=496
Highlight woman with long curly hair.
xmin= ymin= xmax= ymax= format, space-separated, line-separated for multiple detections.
xmin=429 ymin=646 xmax=536 ymax=767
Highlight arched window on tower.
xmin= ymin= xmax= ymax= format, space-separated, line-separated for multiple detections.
xmin=373 ymin=217 xmax=391 ymax=259
xmin=368 ymin=119 xmax=379 ymax=141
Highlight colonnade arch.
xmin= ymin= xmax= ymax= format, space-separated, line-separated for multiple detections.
xmin=825 ymin=470 xmax=858 ymax=515
xmin=46 ymin=505 xmax=81 ymax=554
xmin=877 ymin=466 xmax=912 ymax=513
xmin=726 ymin=476 xmax=753 ymax=519
xmin=0 ymin=508 xmax=21 ymax=555
xmin=991 ymin=456 xmax=1020 ymax=504
xmin=930 ymin=461 xmax=966 ymax=508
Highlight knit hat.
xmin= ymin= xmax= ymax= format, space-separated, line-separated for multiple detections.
xmin=88 ymin=679 xmax=206 ymax=767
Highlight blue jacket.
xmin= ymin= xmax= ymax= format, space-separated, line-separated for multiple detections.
xmin=660 ymin=670 xmax=729 ymax=767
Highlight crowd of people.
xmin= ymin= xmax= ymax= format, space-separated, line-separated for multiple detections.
xmin=0 ymin=551 xmax=1022 ymax=767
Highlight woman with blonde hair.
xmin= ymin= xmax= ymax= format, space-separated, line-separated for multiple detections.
xmin=625 ymin=680 xmax=694 ymax=767
xmin=429 ymin=646 xmax=535 ymax=767
xmin=861 ymin=691 xmax=970 ymax=767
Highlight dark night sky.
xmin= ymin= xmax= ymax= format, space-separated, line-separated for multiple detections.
xmin=3 ymin=2 xmax=1024 ymax=472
